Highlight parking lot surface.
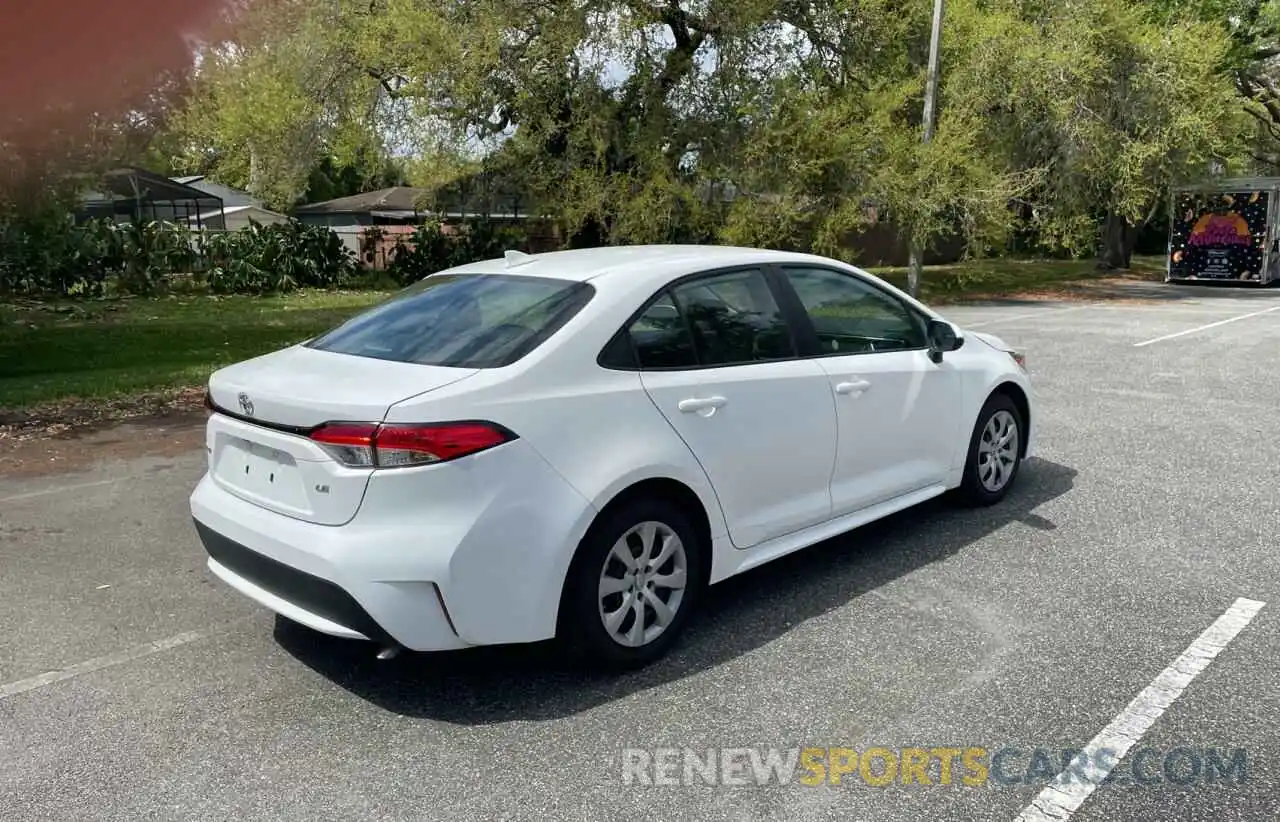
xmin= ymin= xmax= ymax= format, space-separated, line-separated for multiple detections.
xmin=3 ymin=281 xmax=1279 ymax=821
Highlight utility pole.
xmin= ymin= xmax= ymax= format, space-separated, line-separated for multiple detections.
xmin=907 ymin=0 xmax=945 ymax=298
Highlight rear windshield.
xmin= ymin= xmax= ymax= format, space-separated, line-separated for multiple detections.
xmin=306 ymin=274 xmax=594 ymax=368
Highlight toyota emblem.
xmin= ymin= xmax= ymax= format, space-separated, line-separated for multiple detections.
xmin=237 ymin=392 xmax=255 ymax=416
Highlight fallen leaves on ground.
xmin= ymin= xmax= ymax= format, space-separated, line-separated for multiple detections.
xmin=0 ymin=386 xmax=206 ymax=444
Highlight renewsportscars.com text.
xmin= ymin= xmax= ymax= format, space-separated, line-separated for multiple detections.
xmin=621 ymin=746 xmax=1248 ymax=788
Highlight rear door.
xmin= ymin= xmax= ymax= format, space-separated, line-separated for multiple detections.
xmin=774 ymin=265 xmax=963 ymax=516
xmin=631 ymin=267 xmax=837 ymax=549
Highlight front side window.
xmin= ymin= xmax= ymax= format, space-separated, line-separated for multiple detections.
xmin=782 ymin=266 xmax=927 ymax=354
xmin=307 ymin=274 xmax=593 ymax=368
xmin=669 ymin=269 xmax=795 ymax=366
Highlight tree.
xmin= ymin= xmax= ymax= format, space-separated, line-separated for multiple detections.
xmin=156 ymin=0 xmax=1254 ymax=269
xmin=172 ymin=1 xmax=395 ymax=209
xmin=170 ymin=0 xmax=952 ymax=244
xmin=946 ymin=0 xmax=1250 ymax=268
xmin=303 ymin=155 xmax=409 ymax=205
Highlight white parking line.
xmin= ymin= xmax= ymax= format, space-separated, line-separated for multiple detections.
xmin=0 ymin=631 xmax=204 ymax=701
xmin=1133 ymin=305 xmax=1280 ymax=347
xmin=963 ymin=306 xmax=1087 ymax=329
xmin=1013 ymin=597 xmax=1265 ymax=822
xmin=0 ymin=478 xmax=122 ymax=505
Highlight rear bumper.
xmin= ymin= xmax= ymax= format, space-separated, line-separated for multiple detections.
xmin=196 ymin=520 xmax=402 ymax=645
xmin=189 ymin=438 xmax=598 ymax=652
xmin=191 ymin=507 xmax=468 ymax=651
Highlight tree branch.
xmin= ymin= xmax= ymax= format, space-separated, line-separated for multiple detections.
xmin=366 ymin=68 xmax=408 ymax=98
xmin=628 ymin=0 xmax=718 ymax=35
xmin=1245 ymin=101 xmax=1280 ymax=142
xmin=1252 ymin=149 xmax=1280 ymax=167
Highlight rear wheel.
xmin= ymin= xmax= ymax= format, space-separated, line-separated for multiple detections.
xmin=957 ymin=392 xmax=1024 ymax=506
xmin=559 ymin=497 xmax=704 ymax=669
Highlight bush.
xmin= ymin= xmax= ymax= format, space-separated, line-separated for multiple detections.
xmin=0 ymin=212 xmax=122 ymax=296
xmin=114 ymin=219 xmax=194 ymax=296
xmin=0 ymin=212 xmax=194 ymax=297
xmin=202 ymin=219 xmax=358 ymax=295
xmin=386 ymin=220 xmax=525 ymax=286
xmin=0 ymin=209 xmax=389 ymax=297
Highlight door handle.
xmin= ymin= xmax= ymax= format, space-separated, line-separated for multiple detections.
xmin=835 ymin=379 xmax=871 ymax=395
xmin=678 ymin=396 xmax=728 ymax=413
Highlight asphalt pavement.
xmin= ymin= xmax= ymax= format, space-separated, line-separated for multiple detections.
xmin=3 ymin=280 xmax=1280 ymax=821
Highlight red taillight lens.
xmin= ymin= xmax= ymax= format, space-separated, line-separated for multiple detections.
xmin=309 ymin=421 xmax=514 ymax=468
xmin=310 ymin=423 xmax=378 ymax=467
xmin=374 ymin=422 xmax=513 ymax=467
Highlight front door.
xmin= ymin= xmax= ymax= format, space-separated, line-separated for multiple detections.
xmin=776 ymin=265 xmax=963 ymax=515
xmin=629 ymin=268 xmax=838 ymax=549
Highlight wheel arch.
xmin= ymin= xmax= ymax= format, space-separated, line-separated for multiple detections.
xmin=555 ymin=476 xmax=715 ymax=635
xmin=989 ymin=380 xmax=1031 ymax=458
xmin=585 ymin=477 xmax=713 ymax=581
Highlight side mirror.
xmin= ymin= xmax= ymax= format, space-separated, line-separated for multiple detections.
xmin=927 ymin=319 xmax=964 ymax=363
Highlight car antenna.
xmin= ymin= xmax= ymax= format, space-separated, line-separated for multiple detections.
xmin=504 ymin=249 xmax=534 ymax=268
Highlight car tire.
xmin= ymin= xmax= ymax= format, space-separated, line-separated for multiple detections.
xmin=559 ymin=496 xmax=705 ymax=670
xmin=957 ymin=392 xmax=1024 ymax=506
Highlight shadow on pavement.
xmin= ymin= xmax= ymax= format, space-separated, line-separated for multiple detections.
xmin=275 ymin=457 xmax=1078 ymax=724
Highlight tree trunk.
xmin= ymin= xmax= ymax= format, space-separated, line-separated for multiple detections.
xmin=568 ymin=215 xmax=608 ymax=249
xmin=1099 ymin=210 xmax=1135 ymax=270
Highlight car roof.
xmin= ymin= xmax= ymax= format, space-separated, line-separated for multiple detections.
xmin=443 ymin=244 xmax=839 ymax=287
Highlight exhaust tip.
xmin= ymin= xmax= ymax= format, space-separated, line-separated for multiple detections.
xmin=376 ymin=645 xmax=402 ymax=661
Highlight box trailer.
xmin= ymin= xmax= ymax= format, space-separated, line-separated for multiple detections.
xmin=1167 ymin=178 xmax=1280 ymax=285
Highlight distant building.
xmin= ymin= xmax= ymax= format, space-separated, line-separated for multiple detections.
xmin=185 ymin=204 xmax=290 ymax=231
xmin=293 ymin=177 xmax=546 ymax=265
xmin=292 ymin=187 xmax=437 ymax=228
xmin=293 ymin=172 xmax=533 ymax=227
xmin=170 ymin=175 xmax=263 ymax=210
xmin=80 ymin=167 xmax=224 ymax=227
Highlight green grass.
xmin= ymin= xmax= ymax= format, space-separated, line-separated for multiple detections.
xmin=0 ymin=256 xmax=1165 ymax=411
xmin=868 ymin=255 xmax=1165 ymax=300
xmin=0 ymin=290 xmax=390 ymax=410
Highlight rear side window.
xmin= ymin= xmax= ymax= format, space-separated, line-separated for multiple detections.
xmin=670 ymin=269 xmax=795 ymax=365
xmin=307 ymin=274 xmax=593 ymax=368
xmin=629 ymin=293 xmax=698 ymax=368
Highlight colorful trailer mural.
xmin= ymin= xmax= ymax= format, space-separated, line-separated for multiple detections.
xmin=1168 ymin=179 xmax=1280 ymax=285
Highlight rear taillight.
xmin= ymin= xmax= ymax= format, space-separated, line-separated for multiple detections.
xmin=310 ymin=423 xmax=379 ymax=467
xmin=309 ymin=421 xmax=515 ymax=468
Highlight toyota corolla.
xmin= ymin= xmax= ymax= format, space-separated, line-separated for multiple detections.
xmin=191 ymin=245 xmax=1033 ymax=668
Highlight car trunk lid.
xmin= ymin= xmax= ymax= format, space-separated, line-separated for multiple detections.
xmin=205 ymin=345 xmax=478 ymax=525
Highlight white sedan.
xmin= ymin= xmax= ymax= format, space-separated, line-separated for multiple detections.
xmin=191 ymin=245 xmax=1033 ymax=668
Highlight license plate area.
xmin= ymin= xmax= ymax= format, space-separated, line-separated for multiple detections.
xmin=215 ymin=436 xmax=311 ymax=513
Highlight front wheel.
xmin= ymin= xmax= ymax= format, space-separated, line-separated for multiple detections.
xmin=957 ymin=393 xmax=1024 ymax=506
xmin=559 ymin=497 xmax=704 ymax=669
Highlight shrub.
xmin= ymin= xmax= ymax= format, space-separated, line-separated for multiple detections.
xmin=386 ymin=220 xmax=526 ymax=286
xmin=0 ymin=212 xmax=194 ymax=297
xmin=201 ymin=219 xmax=358 ymax=295
xmin=0 ymin=211 xmax=121 ymax=296
xmin=114 ymin=219 xmax=195 ymax=296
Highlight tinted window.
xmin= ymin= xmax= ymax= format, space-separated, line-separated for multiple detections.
xmin=670 ymin=269 xmax=795 ymax=365
xmin=782 ymin=267 xmax=926 ymax=354
xmin=307 ymin=274 xmax=593 ymax=368
xmin=628 ymin=293 xmax=697 ymax=368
